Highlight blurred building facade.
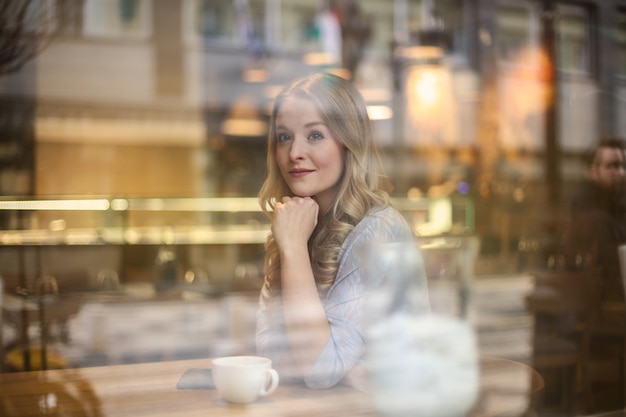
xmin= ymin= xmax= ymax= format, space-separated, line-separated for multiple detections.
xmin=0 ymin=0 xmax=625 ymax=269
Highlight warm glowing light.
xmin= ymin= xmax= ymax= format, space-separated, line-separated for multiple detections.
xmin=243 ymin=68 xmax=269 ymax=83
xmin=222 ymin=99 xmax=268 ymax=137
xmin=499 ymin=46 xmax=554 ymax=149
xmin=125 ymin=229 xmax=141 ymax=244
xmin=366 ymin=105 xmax=393 ymax=120
xmin=111 ymin=199 xmax=129 ymax=211
xmin=414 ymin=70 xmax=441 ymax=107
xmin=407 ymin=187 xmax=423 ymax=200
xmin=405 ymin=63 xmax=456 ymax=144
xmin=221 ymin=118 xmax=267 ymax=137
xmin=359 ymin=88 xmax=392 ymax=102
xmin=0 ymin=199 xmax=110 ymax=211
xmin=126 ymin=197 xmax=261 ymax=212
xmin=49 ymin=219 xmax=66 ymax=232
xmin=507 ymin=47 xmax=554 ymax=116
xmin=36 ymin=118 xmax=205 ymax=146
xmin=303 ymin=52 xmax=337 ymax=66
xmin=144 ymin=199 xmax=164 ymax=211
xmin=415 ymin=198 xmax=452 ymax=236
xmin=403 ymin=45 xmax=444 ymax=61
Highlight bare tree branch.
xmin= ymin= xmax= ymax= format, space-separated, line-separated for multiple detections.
xmin=0 ymin=0 xmax=80 ymax=76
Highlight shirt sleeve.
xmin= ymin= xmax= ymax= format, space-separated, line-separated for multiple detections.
xmin=304 ymin=207 xmax=431 ymax=389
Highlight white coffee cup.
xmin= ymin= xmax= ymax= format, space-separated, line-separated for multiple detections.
xmin=211 ymin=356 xmax=279 ymax=404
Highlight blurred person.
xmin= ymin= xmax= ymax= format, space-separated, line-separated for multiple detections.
xmin=315 ymin=0 xmax=342 ymax=66
xmin=563 ymin=137 xmax=626 ymax=303
xmin=340 ymin=0 xmax=371 ymax=80
xmin=256 ymin=72 xmax=430 ymax=390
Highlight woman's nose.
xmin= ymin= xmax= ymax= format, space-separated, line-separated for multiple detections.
xmin=289 ymin=139 xmax=305 ymax=160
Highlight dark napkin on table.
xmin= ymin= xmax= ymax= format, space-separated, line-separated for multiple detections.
xmin=176 ymin=368 xmax=215 ymax=390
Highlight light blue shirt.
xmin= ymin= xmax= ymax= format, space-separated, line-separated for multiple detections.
xmin=256 ymin=206 xmax=431 ymax=389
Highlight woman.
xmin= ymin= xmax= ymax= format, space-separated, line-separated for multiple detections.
xmin=256 ymin=72 xmax=430 ymax=390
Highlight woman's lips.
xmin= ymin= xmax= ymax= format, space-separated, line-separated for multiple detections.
xmin=289 ymin=169 xmax=313 ymax=178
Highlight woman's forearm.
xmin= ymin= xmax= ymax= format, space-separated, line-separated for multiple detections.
xmin=279 ymin=244 xmax=331 ymax=378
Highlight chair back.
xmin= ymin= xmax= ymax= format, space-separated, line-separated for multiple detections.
xmin=530 ymin=267 xmax=602 ymax=316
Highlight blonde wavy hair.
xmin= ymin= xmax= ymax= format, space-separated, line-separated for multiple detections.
xmin=259 ymin=72 xmax=390 ymax=290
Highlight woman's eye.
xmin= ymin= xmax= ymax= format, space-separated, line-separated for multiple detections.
xmin=309 ymin=132 xmax=324 ymax=141
xmin=276 ymin=133 xmax=291 ymax=143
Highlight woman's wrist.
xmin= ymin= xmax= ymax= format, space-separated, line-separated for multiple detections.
xmin=278 ymin=242 xmax=309 ymax=260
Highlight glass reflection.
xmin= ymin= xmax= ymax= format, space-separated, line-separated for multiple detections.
xmin=0 ymin=0 xmax=625 ymax=414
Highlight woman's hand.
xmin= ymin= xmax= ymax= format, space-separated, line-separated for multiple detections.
xmin=272 ymin=196 xmax=319 ymax=251
xmin=272 ymin=196 xmax=329 ymax=379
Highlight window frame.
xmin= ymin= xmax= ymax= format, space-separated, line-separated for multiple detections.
xmin=554 ymin=2 xmax=595 ymax=78
xmin=82 ymin=0 xmax=152 ymax=41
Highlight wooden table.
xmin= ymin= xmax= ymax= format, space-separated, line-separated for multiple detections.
xmin=0 ymin=356 xmax=548 ymax=417
xmin=0 ymin=358 xmax=373 ymax=417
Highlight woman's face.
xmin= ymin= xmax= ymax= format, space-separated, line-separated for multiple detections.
xmin=274 ymin=96 xmax=346 ymax=213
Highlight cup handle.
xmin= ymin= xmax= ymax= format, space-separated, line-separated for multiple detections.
xmin=259 ymin=368 xmax=279 ymax=397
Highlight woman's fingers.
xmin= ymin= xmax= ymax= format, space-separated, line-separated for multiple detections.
xmin=272 ymin=197 xmax=319 ymax=247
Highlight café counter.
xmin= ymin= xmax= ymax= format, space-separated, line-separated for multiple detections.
xmin=0 ymin=356 xmax=547 ymax=417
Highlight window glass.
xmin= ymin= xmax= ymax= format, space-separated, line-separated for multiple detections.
xmin=247 ymin=0 xmax=266 ymax=44
xmin=437 ymin=0 xmax=466 ymax=56
xmin=555 ymin=3 xmax=591 ymax=73
xmin=188 ymin=0 xmax=265 ymax=47
xmin=406 ymin=0 xmax=422 ymax=37
xmin=357 ymin=0 xmax=393 ymax=56
xmin=406 ymin=0 xmax=466 ymax=57
xmin=497 ymin=3 xmax=534 ymax=62
xmin=194 ymin=0 xmax=237 ymax=42
xmin=277 ymin=0 xmax=318 ymax=50
xmin=83 ymin=0 xmax=151 ymax=39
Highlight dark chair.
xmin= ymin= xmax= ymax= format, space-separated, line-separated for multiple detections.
xmin=582 ymin=300 xmax=625 ymax=413
xmin=525 ymin=266 xmax=605 ymax=414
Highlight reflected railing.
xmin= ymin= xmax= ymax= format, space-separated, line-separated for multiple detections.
xmin=0 ymin=196 xmax=474 ymax=246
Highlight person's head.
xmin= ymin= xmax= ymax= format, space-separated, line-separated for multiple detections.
xmin=586 ymin=137 xmax=626 ymax=191
xmin=259 ymin=72 xmax=387 ymax=217
xmin=259 ymin=72 xmax=389 ymax=288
